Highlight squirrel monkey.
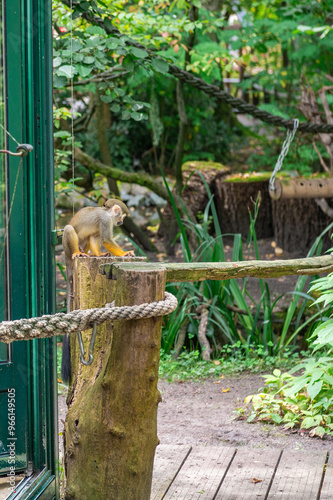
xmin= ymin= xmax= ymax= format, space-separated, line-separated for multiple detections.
xmin=63 ymin=198 xmax=134 ymax=266
xmin=61 ymin=198 xmax=134 ymax=382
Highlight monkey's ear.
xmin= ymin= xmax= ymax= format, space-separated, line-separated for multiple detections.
xmin=111 ymin=204 xmax=122 ymax=216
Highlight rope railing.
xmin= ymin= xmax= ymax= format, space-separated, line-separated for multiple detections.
xmin=0 ymin=292 xmax=178 ymax=343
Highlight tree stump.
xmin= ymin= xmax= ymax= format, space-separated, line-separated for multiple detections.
xmin=64 ymin=255 xmax=165 ymax=500
xmin=214 ymin=173 xmax=273 ymax=239
xmin=158 ymin=161 xmax=230 ymax=253
xmin=272 ymin=198 xmax=333 ymax=253
xmin=180 ymin=161 xmax=230 ymax=216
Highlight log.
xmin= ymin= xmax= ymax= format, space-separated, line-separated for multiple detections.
xmin=102 ymin=253 xmax=333 ymax=283
xmin=270 ymin=178 xmax=333 ymax=200
xmin=64 ymin=256 xmax=165 ymax=500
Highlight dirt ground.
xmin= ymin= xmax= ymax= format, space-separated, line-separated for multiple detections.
xmin=58 ymin=374 xmax=333 ymax=456
xmin=156 ymin=376 xmax=333 ymax=451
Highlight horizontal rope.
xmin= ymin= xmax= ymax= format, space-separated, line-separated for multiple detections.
xmin=0 ymin=292 xmax=178 ymax=343
xmin=60 ymin=0 xmax=333 ymax=134
xmin=169 ymin=66 xmax=333 ymax=134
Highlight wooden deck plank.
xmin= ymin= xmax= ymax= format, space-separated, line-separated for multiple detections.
xmin=162 ymin=446 xmax=236 ymax=499
xmin=267 ymin=450 xmax=326 ymax=499
xmin=215 ymin=448 xmax=281 ymax=499
xmin=151 ymin=445 xmax=192 ymax=500
xmin=318 ymin=451 xmax=331 ymax=500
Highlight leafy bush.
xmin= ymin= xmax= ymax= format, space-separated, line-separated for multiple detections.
xmin=240 ymin=360 xmax=333 ymax=439
xmin=240 ymin=264 xmax=333 ymax=438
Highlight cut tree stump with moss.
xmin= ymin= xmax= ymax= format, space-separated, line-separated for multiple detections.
xmin=272 ymin=197 xmax=333 ymax=253
xmin=64 ymin=255 xmax=165 ymax=500
xmin=158 ymin=161 xmax=230 ymax=253
xmin=215 ymin=172 xmax=274 ymax=239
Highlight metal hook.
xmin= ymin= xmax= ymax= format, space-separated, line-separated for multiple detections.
xmin=0 ymin=143 xmax=33 ymax=157
xmin=77 ymin=322 xmax=98 ymax=366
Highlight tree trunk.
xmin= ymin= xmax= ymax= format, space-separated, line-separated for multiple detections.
xmin=174 ymin=79 xmax=188 ymax=195
xmin=64 ymin=256 xmax=165 ymax=500
xmin=95 ymin=91 xmax=119 ymax=196
xmin=174 ymin=5 xmax=198 ymax=195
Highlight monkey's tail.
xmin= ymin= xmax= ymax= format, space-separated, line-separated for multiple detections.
xmin=61 ymin=334 xmax=71 ymax=383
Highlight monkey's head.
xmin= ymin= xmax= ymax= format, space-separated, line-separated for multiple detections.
xmin=104 ymin=198 xmax=129 ymax=226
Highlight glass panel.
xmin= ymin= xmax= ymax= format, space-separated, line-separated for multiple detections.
xmin=0 ymin=0 xmax=8 ymax=363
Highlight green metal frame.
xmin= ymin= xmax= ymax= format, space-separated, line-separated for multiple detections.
xmin=0 ymin=0 xmax=58 ymax=498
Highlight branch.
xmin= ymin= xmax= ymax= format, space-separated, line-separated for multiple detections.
xmin=107 ymin=255 xmax=333 ymax=282
xmin=196 ymin=301 xmax=212 ymax=361
xmin=75 ymin=147 xmax=171 ymax=203
xmin=312 ymin=141 xmax=331 ymax=176
xmin=65 ymin=68 xmax=128 ymax=87
xmin=318 ymin=88 xmax=333 ymax=125
xmin=314 ymin=198 xmax=333 ymax=218
xmin=74 ymin=104 xmax=96 ymax=132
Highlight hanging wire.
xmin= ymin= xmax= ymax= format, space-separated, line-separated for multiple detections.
xmin=0 ymin=123 xmax=19 ymax=146
xmin=70 ymin=0 xmax=75 ymax=216
xmin=269 ymin=119 xmax=299 ymax=192
xmin=0 ymin=157 xmax=23 ymax=264
xmin=0 ymin=123 xmax=33 ymax=265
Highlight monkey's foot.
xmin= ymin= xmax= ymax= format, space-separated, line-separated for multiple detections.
xmin=124 ymin=251 xmax=135 ymax=257
xmin=100 ymin=251 xmax=135 ymax=257
xmin=72 ymin=251 xmax=89 ymax=259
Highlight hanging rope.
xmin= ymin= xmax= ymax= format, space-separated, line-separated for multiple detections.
xmin=60 ymin=0 xmax=333 ymax=134
xmin=0 ymin=292 xmax=178 ymax=343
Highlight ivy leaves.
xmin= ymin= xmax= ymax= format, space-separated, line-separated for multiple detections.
xmin=100 ymin=88 xmax=151 ymax=121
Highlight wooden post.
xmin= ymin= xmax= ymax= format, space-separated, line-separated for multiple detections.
xmin=64 ymin=256 xmax=165 ymax=500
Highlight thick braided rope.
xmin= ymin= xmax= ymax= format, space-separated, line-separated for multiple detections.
xmin=168 ymin=66 xmax=333 ymax=134
xmin=0 ymin=292 xmax=178 ymax=343
xmin=60 ymin=0 xmax=333 ymax=134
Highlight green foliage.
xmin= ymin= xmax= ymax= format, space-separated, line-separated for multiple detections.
xmin=162 ymin=175 xmax=324 ymax=358
xmin=159 ymin=345 xmax=303 ymax=381
xmin=149 ymin=84 xmax=164 ymax=147
xmin=246 ymin=137 xmax=327 ymax=177
xmin=309 ymin=273 xmax=333 ymax=350
xmin=241 ymin=250 xmax=333 ymax=438
xmin=52 ymin=0 xmax=333 ymax=182
xmin=240 ymin=361 xmax=333 ymax=438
